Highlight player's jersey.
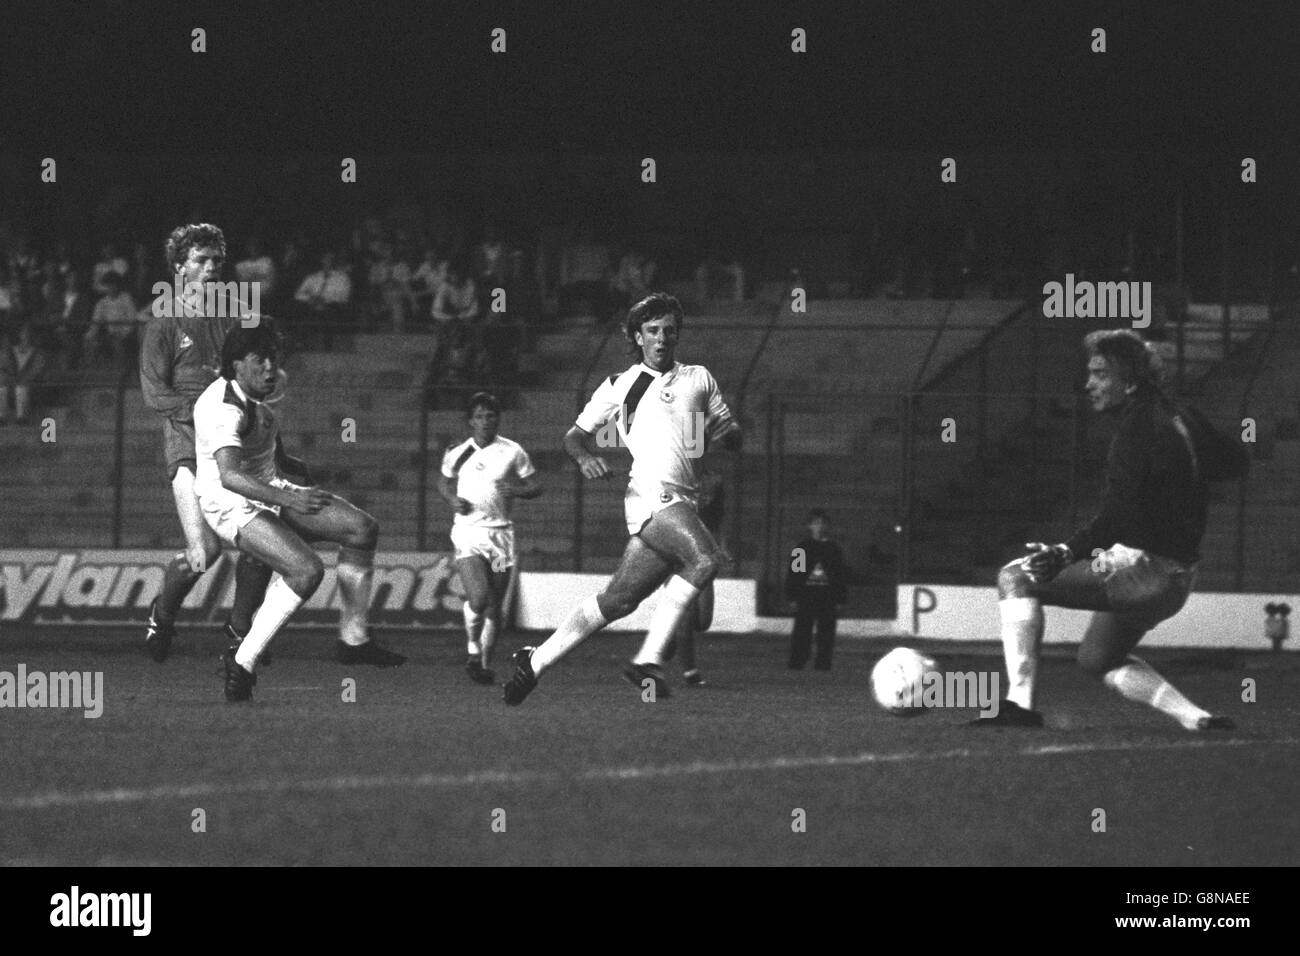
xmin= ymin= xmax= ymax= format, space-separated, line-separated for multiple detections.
xmin=575 ymin=362 xmax=735 ymax=500
xmin=193 ymin=376 xmax=280 ymax=502
xmin=441 ymin=435 xmax=536 ymax=528
xmin=138 ymin=292 xmax=259 ymax=423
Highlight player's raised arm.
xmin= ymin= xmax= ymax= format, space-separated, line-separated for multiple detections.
xmin=563 ymin=424 xmax=611 ymax=480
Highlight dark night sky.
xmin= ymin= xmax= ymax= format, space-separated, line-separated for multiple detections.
xmin=2 ymin=2 xmax=1297 ymax=291
xmin=5 ymin=2 xmax=1298 ymax=151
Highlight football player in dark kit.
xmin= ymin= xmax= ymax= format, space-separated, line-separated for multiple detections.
xmin=139 ymin=223 xmax=277 ymax=662
xmin=785 ymin=509 xmax=848 ymax=670
xmin=978 ymin=329 xmax=1238 ymax=730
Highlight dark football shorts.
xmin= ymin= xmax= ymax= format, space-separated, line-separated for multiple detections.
xmin=163 ymin=418 xmax=197 ymax=481
xmin=1010 ymin=546 xmax=1196 ymax=673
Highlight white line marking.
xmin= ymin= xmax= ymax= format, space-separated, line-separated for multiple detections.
xmin=3 ymin=736 xmax=1294 ymax=811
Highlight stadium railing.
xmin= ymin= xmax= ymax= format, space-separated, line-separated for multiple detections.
xmin=5 ymin=310 xmax=1294 ymax=617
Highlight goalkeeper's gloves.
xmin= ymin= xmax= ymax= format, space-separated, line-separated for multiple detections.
xmin=1022 ymin=542 xmax=1073 ymax=582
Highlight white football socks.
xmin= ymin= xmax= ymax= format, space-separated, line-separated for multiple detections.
xmin=335 ymin=547 xmax=374 ymax=647
xmin=633 ymin=576 xmax=701 ymax=668
xmin=530 ymin=595 xmax=607 ymax=676
xmin=999 ymin=596 xmax=1043 ymax=710
xmin=234 ymin=575 xmax=305 ymax=671
xmin=1103 ymin=656 xmax=1211 ymax=730
xmin=480 ymin=616 xmax=498 ymax=665
xmin=463 ymin=604 xmax=484 ymax=657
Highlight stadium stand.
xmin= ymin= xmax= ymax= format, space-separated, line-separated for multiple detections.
xmin=1 ymin=231 xmax=1289 ymax=613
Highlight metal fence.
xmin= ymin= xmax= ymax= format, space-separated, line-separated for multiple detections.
xmin=9 ymin=363 xmax=1294 ymax=627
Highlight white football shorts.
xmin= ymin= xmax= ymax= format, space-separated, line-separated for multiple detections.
xmin=450 ymin=523 xmax=517 ymax=571
xmin=624 ymin=474 xmax=697 ymax=535
xmin=200 ymin=475 xmax=309 ymax=546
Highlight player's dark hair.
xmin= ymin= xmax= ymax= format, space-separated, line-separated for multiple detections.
xmin=1083 ymin=329 xmax=1165 ymax=396
xmin=165 ymin=223 xmax=226 ymax=273
xmin=809 ymin=509 xmax=828 ymax=521
xmin=467 ymin=391 xmax=499 ymax=416
xmin=220 ymin=320 xmax=282 ymax=379
xmin=624 ymin=292 xmax=683 ymax=356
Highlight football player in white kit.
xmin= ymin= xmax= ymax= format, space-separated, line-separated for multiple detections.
xmin=194 ymin=322 xmax=405 ymax=702
xmin=438 ymin=391 xmax=541 ymax=685
xmin=503 ymin=292 xmax=740 ymax=704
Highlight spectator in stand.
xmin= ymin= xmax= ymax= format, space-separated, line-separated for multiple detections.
xmin=47 ymin=270 xmax=92 ymax=369
xmin=444 ymin=321 xmax=477 ymax=385
xmin=533 ymin=226 xmax=564 ymax=313
xmin=391 ymin=226 xmax=422 ymax=267
xmin=610 ymin=247 xmax=656 ymax=321
xmin=273 ymin=238 xmax=307 ymax=315
xmin=234 ymin=237 xmax=278 ymax=303
xmin=10 ymin=238 xmax=42 ymax=310
xmin=294 ymin=250 xmax=352 ymax=349
xmin=412 ymin=245 xmax=449 ymax=324
xmin=130 ymin=241 xmax=155 ymax=303
xmin=30 ymin=264 xmax=62 ymax=348
xmin=38 ymin=262 xmax=62 ymax=319
xmin=432 ymin=261 xmax=480 ymax=325
xmin=695 ymin=249 xmax=746 ymax=302
xmin=40 ymin=241 xmax=77 ymax=319
xmin=93 ymin=242 xmax=130 ymax=297
xmin=50 ymin=241 xmax=75 ymax=281
xmin=429 ymin=320 xmax=483 ymax=408
xmin=506 ymin=248 xmax=543 ymax=325
xmin=472 ymin=223 xmax=513 ymax=301
xmin=558 ymin=227 xmax=611 ymax=318
xmin=479 ymin=308 xmax=523 ymax=388
xmin=0 ymin=264 xmax=21 ymax=334
xmin=87 ymin=271 xmax=137 ymax=364
xmin=368 ymin=240 xmax=414 ymax=332
xmin=0 ymin=322 xmax=49 ymax=426
xmin=354 ymin=216 xmax=387 ymax=265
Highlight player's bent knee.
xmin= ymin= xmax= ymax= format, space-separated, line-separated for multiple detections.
xmin=680 ymin=552 xmax=720 ymax=588
xmin=350 ymin=512 xmax=380 ymax=549
xmin=596 ymin=591 xmax=637 ymax=623
xmin=289 ymin=554 xmax=326 ymax=595
xmin=1076 ymin=643 xmax=1123 ymax=677
xmin=238 ymin=552 xmax=270 ymax=571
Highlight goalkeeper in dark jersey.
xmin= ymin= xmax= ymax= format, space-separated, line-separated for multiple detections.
xmin=977 ymin=330 xmax=1235 ymax=731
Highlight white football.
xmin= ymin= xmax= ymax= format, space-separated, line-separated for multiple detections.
xmin=871 ymin=647 xmax=936 ymax=716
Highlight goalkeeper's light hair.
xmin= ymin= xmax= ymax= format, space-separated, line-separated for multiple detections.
xmin=1083 ymin=328 xmax=1165 ymax=396
xmin=166 ymin=223 xmax=227 ymax=273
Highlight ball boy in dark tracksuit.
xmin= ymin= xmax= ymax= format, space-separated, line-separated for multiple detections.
xmin=785 ymin=509 xmax=848 ymax=670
